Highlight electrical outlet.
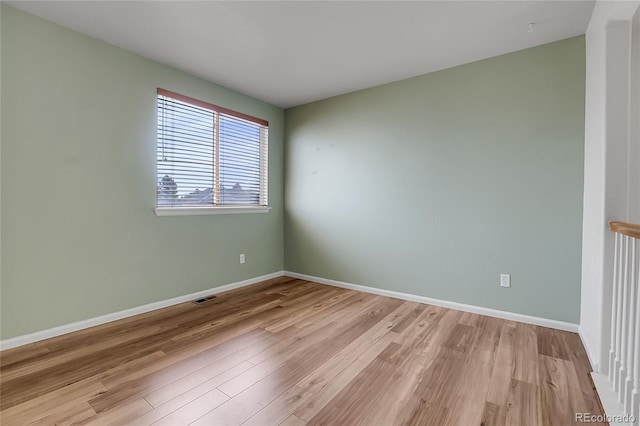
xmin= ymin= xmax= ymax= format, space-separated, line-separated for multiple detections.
xmin=500 ymin=274 xmax=511 ymax=288
xmin=240 ymin=254 xmax=245 ymax=264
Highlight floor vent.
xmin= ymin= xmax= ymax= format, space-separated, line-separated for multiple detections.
xmin=192 ymin=295 xmax=217 ymax=305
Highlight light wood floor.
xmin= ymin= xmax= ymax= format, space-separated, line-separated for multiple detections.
xmin=0 ymin=276 xmax=603 ymax=426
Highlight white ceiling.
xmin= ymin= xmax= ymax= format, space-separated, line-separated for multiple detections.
xmin=8 ymin=1 xmax=595 ymax=108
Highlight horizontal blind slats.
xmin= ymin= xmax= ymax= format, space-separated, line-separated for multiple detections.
xmin=157 ymin=134 xmax=215 ymax=148
xmin=157 ymin=91 xmax=268 ymax=207
xmin=158 ymin=155 xmax=213 ymax=166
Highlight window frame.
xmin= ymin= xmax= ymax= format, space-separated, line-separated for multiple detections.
xmin=154 ymin=88 xmax=271 ymax=216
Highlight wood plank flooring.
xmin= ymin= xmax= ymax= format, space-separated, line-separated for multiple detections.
xmin=0 ymin=276 xmax=603 ymax=425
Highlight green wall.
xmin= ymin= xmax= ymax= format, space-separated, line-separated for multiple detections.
xmin=0 ymin=5 xmax=284 ymax=339
xmin=284 ymin=37 xmax=585 ymax=323
xmin=0 ymin=3 xmax=587 ymax=340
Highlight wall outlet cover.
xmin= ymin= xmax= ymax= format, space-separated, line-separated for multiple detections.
xmin=500 ymin=274 xmax=511 ymax=288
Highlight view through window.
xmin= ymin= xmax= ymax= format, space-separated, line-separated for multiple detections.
xmin=156 ymin=89 xmax=269 ymax=208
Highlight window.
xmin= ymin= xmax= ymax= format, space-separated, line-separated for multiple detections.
xmin=155 ymin=89 xmax=269 ymax=215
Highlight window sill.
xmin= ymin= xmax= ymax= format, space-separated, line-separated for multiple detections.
xmin=155 ymin=206 xmax=272 ymax=216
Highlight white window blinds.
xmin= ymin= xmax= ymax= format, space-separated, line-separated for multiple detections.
xmin=157 ymin=89 xmax=268 ymax=208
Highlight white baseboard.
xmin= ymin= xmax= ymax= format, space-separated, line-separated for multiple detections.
xmin=0 ymin=271 xmax=286 ymax=351
xmin=579 ymin=326 xmax=600 ymax=373
xmin=285 ymin=271 xmax=579 ymax=333
xmin=591 ymin=373 xmax=635 ymax=425
xmin=1 ymin=269 xmax=580 ymax=352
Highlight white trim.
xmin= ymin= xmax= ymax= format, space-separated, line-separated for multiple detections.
xmin=1 ymin=270 xmax=580 ymax=351
xmin=285 ymin=271 xmax=579 ymax=332
xmin=155 ymin=206 xmax=271 ymax=216
xmin=591 ymin=372 xmax=635 ymax=425
xmin=0 ymin=271 xmax=285 ymax=351
xmin=579 ymin=326 xmax=601 ymax=373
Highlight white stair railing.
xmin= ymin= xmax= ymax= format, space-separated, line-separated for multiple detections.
xmin=607 ymin=221 xmax=640 ymax=424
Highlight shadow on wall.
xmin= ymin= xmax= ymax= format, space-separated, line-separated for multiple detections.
xmin=284 ymin=210 xmax=350 ymax=280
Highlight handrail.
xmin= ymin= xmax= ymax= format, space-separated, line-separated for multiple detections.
xmin=610 ymin=221 xmax=640 ymax=239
